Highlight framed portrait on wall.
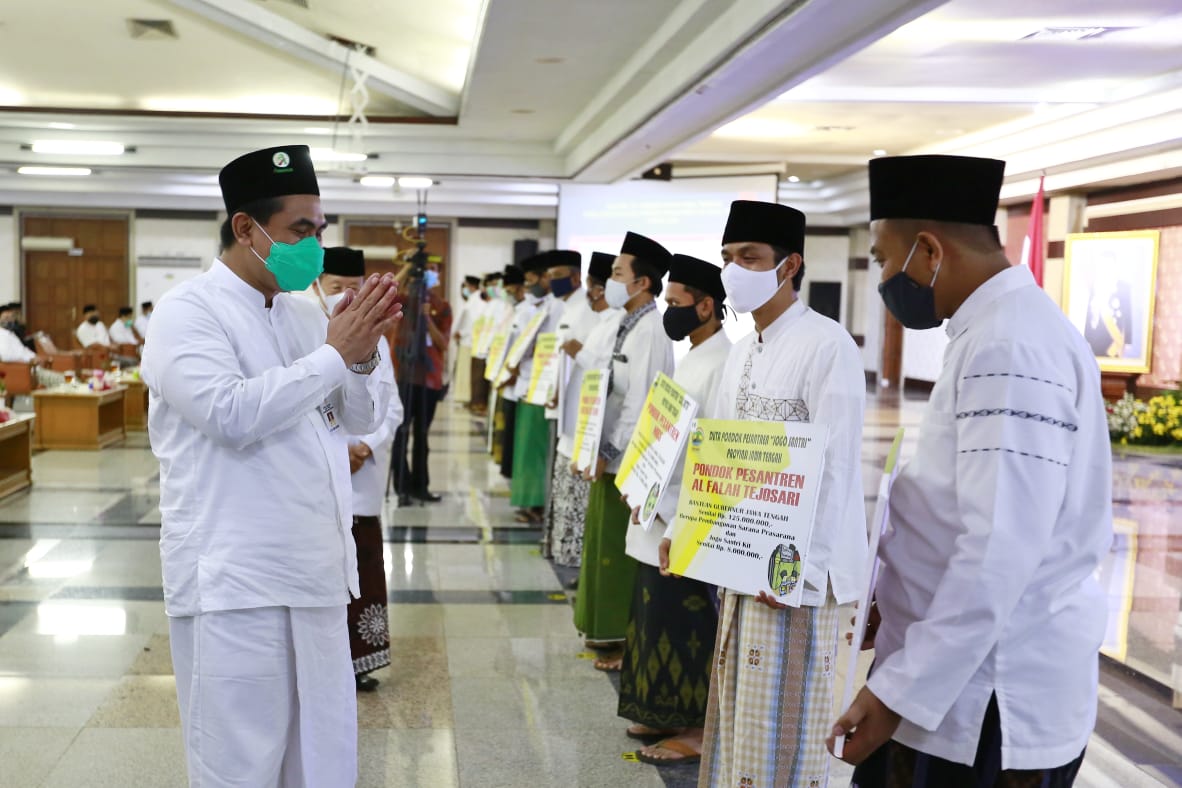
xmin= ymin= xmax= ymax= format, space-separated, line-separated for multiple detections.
xmin=1063 ymin=230 xmax=1160 ymax=375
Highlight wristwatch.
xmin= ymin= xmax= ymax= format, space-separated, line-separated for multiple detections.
xmin=349 ymin=349 xmax=381 ymax=375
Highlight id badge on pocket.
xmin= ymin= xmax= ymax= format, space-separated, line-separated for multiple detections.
xmin=318 ymin=400 xmax=341 ymax=433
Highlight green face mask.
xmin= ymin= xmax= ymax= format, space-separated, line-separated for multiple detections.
xmin=251 ymin=224 xmax=324 ymax=291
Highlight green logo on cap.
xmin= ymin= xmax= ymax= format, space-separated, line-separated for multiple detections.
xmin=272 ymin=151 xmax=290 ymax=168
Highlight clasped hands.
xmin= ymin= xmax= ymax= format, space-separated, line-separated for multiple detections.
xmin=326 ymin=274 xmax=403 ymax=366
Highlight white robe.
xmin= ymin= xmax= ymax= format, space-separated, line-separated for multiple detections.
xmin=868 ymin=265 xmax=1112 ymax=769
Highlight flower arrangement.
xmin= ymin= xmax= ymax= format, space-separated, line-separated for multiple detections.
xmin=1107 ymin=392 xmax=1182 ymax=447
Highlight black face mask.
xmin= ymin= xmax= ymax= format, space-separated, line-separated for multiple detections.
xmin=87 ymin=315 xmax=101 ymax=325
xmin=528 ymin=283 xmax=547 ymax=299
xmin=662 ymin=303 xmax=706 ymax=341
xmin=549 ymin=276 xmax=574 ymax=298
xmin=877 ymin=240 xmax=943 ymax=330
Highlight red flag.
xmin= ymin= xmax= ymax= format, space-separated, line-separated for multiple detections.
xmin=1020 ymin=176 xmax=1045 ymax=286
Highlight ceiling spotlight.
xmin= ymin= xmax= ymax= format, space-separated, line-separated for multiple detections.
xmin=398 ymin=176 xmax=434 ymax=189
xmin=31 ymin=140 xmax=124 ymax=155
xmin=787 ymin=175 xmax=800 ymax=183
xmin=359 ymin=175 xmax=396 ymax=188
xmin=310 ymin=148 xmax=368 ymax=163
xmin=17 ymin=166 xmax=92 ymax=176
xmin=811 ymin=180 xmax=824 ymax=188
xmin=872 ymin=149 xmax=887 ymax=156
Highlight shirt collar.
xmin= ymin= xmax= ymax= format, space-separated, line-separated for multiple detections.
xmin=946 ymin=265 xmax=1035 ymax=340
xmin=688 ymin=326 xmax=730 ymax=357
xmin=210 ymin=258 xmax=269 ymax=309
xmin=759 ymin=298 xmax=808 ymax=344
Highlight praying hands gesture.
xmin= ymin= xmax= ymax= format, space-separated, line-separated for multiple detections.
xmin=326 ymin=274 xmax=403 ymax=366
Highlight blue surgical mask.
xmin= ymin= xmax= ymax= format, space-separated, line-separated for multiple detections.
xmin=425 ymin=270 xmax=440 ymax=288
xmin=251 ymin=224 xmax=324 ymax=292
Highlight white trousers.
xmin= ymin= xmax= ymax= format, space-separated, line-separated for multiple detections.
xmin=169 ymin=606 xmax=357 ymax=788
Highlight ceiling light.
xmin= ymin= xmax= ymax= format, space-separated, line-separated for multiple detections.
xmin=398 ymin=176 xmax=433 ymax=189
xmin=787 ymin=175 xmax=800 ymax=183
xmin=303 ymin=127 xmax=333 ymax=135
xmin=811 ymin=180 xmax=824 ymax=188
xmin=1021 ymin=27 xmax=1123 ymax=42
xmin=17 ymin=166 xmax=92 ymax=176
xmin=310 ymin=148 xmax=368 ymax=163
xmin=31 ymin=140 xmax=124 ymax=155
xmin=47 ymin=122 xmax=76 ymax=130
xmin=872 ymin=149 xmax=887 ymax=156
xmin=359 ymin=175 xmax=396 ymax=188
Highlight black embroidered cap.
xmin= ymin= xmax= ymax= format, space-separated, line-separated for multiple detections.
xmin=322 ymin=247 xmax=365 ymax=277
xmin=668 ymin=254 xmax=725 ymax=303
xmin=218 ymin=145 xmax=320 ymax=216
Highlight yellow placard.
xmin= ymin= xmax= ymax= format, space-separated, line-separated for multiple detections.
xmin=614 ymin=373 xmax=699 ymax=530
xmin=667 ymin=419 xmax=828 ymax=605
xmin=525 ymin=333 xmax=561 ymax=406
xmin=483 ymin=328 xmax=512 ymax=382
xmin=505 ymin=309 xmax=547 ymax=370
xmin=572 ymin=368 xmax=609 ymax=473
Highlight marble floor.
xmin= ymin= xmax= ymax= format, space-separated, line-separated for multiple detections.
xmin=0 ymin=393 xmax=1180 ymax=787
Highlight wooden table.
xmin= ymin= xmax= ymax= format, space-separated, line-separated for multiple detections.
xmin=33 ymin=386 xmax=127 ymax=450
xmin=0 ymin=414 xmax=35 ymax=498
xmin=121 ymin=379 xmax=148 ymax=431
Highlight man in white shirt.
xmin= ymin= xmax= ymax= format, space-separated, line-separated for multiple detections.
xmin=109 ymin=307 xmax=140 ymax=347
xmin=832 ymin=155 xmax=1110 ymax=787
xmin=450 ymin=275 xmax=481 ymax=407
xmin=619 ymin=253 xmax=731 ymax=765
xmin=493 ymin=264 xmax=528 ymax=476
xmin=508 ymin=252 xmax=556 ymax=524
xmin=574 ymin=232 xmax=675 ymax=666
xmin=699 ymin=200 xmax=867 ymax=788
xmin=549 ymin=252 xmax=620 ymax=568
xmin=76 ymin=304 xmax=111 ymax=348
xmin=468 ymin=272 xmax=501 ymax=417
xmin=141 ymin=145 xmax=399 ymax=787
xmin=317 ymin=247 xmax=404 ymax=694
xmin=0 ymin=325 xmax=65 ymax=388
xmin=135 ymin=301 xmax=152 ymax=340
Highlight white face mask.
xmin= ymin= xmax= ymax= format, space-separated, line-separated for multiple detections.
xmin=323 ymin=291 xmax=347 ymax=313
xmin=721 ymin=257 xmax=788 ymax=313
xmin=604 ymin=278 xmax=633 ymax=309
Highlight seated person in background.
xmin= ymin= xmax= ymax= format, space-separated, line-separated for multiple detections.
xmin=1 ymin=303 xmax=34 ymax=352
xmin=110 ymin=307 xmax=141 ymax=347
xmin=0 ymin=323 xmax=65 ymax=389
xmin=76 ymin=305 xmax=111 ymax=348
xmin=135 ymin=301 xmax=152 ymax=340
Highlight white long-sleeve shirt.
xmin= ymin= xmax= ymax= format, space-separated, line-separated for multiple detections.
xmin=547 ymin=288 xmax=597 ymax=422
xmin=142 ymin=259 xmax=395 ymax=617
xmin=599 ymin=303 xmax=674 ymax=475
xmin=557 ymin=307 xmax=622 ymax=458
xmin=713 ymin=299 xmax=867 ymax=607
xmin=868 ymin=265 xmax=1112 ymax=770
xmin=501 ymin=297 xmax=535 ymax=403
xmin=349 ymin=337 xmax=404 ymax=516
xmin=0 ymin=328 xmax=35 ymax=363
xmin=76 ymin=320 xmax=111 ymax=347
xmin=135 ymin=314 xmax=150 ymax=339
xmin=627 ymin=326 xmax=732 ymax=567
xmin=109 ymin=319 xmax=139 ymax=345
xmin=453 ymin=295 xmax=478 ymax=346
xmin=512 ymin=294 xmax=550 ymax=401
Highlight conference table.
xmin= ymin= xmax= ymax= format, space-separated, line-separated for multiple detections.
xmin=33 ymin=386 xmax=127 ymax=451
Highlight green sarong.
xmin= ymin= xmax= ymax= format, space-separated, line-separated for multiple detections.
xmin=510 ymin=402 xmax=549 ymax=508
xmin=573 ymin=473 xmax=637 ymax=642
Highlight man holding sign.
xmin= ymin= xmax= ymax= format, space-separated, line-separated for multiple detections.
xmin=509 ymin=253 xmax=556 ymax=524
xmin=831 ymin=156 xmax=1111 ymax=787
xmin=617 ymin=253 xmax=731 ymax=764
xmin=573 ymin=233 xmax=674 ymax=666
xmin=695 ymin=201 xmax=868 ymax=788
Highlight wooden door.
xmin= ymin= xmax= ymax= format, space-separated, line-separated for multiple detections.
xmin=344 ymin=222 xmax=451 ymax=295
xmin=23 ymin=216 xmax=130 ymax=350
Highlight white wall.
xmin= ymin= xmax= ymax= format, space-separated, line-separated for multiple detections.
xmin=450 ymin=224 xmax=545 ymax=307
xmin=0 ymin=214 xmax=15 ymax=303
xmin=800 ymin=233 xmax=851 ymax=326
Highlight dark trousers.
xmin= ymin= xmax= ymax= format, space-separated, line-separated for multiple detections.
xmin=392 ymin=383 xmax=441 ymax=495
xmin=852 ymin=694 xmax=1086 ymax=788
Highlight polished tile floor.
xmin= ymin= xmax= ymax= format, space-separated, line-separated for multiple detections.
xmin=0 ymin=394 xmax=1180 ymax=787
